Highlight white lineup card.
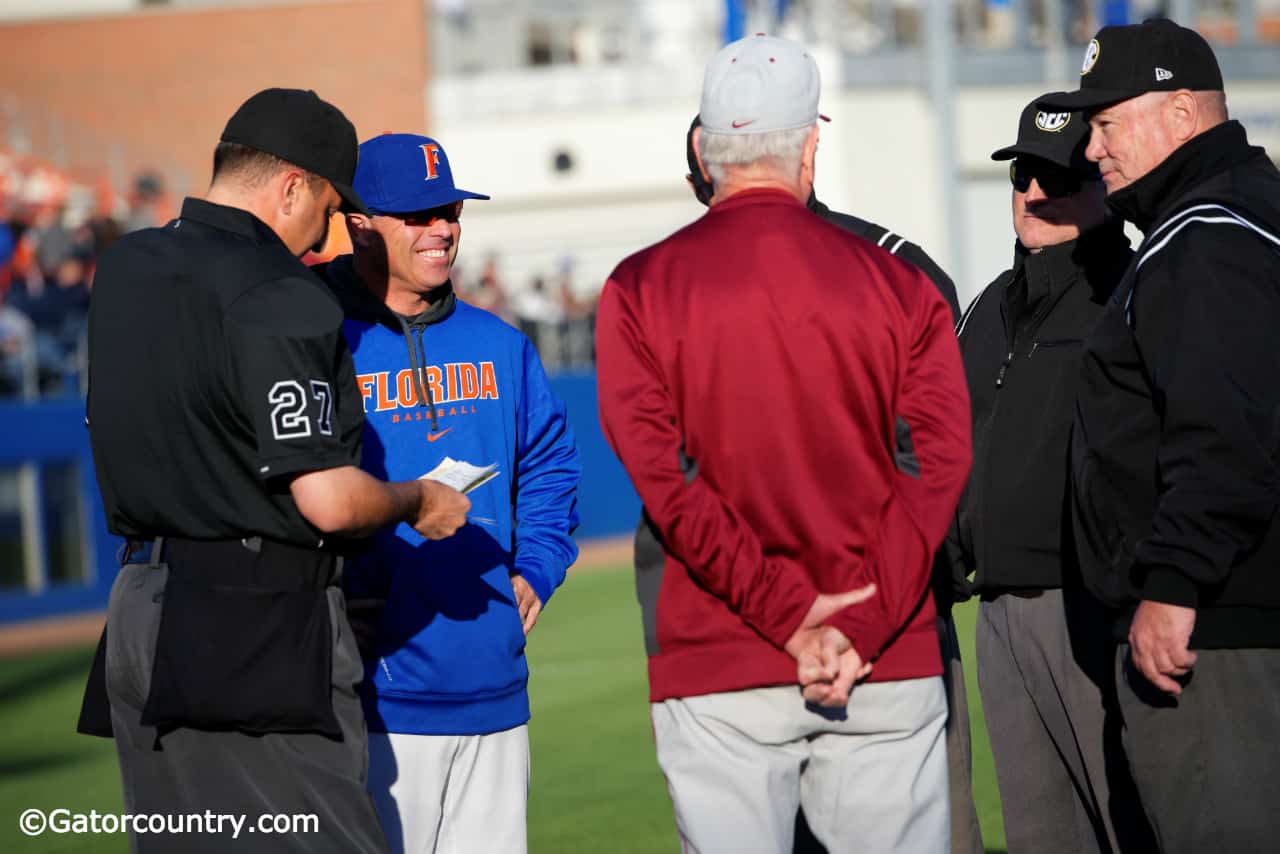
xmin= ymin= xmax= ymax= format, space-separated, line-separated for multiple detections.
xmin=419 ymin=456 xmax=500 ymax=494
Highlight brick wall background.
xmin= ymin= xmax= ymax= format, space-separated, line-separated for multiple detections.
xmin=0 ymin=0 xmax=430 ymax=198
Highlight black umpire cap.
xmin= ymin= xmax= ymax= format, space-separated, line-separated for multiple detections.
xmin=220 ymin=88 xmax=369 ymax=215
xmin=1039 ymin=18 xmax=1224 ymax=112
xmin=990 ymin=95 xmax=1096 ymax=175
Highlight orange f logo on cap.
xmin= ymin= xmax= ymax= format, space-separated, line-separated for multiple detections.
xmin=421 ymin=143 xmax=441 ymax=181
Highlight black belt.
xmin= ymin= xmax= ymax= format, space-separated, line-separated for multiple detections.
xmin=122 ymin=536 xmax=268 ymax=566
xmin=120 ymin=536 xmax=341 ymax=590
xmin=120 ymin=536 xmax=162 ymax=566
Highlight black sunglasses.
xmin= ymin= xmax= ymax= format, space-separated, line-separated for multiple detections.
xmin=373 ymin=201 xmax=464 ymax=225
xmin=1009 ymin=159 xmax=1085 ymax=198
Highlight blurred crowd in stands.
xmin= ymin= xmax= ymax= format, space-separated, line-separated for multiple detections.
xmin=0 ymin=148 xmax=175 ymax=401
xmin=0 ymin=148 xmax=596 ymax=402
xmin=452 ymin=253 xmax=599 ymax=374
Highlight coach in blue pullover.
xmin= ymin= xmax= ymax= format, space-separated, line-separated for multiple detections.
xmin=314 ymin=134 xmax=581 ymax=854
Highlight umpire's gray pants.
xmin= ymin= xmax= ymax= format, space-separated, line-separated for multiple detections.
xmin=652 ymin=677 xmax=948 ymax=854
xmin=977 ymin=589 xmax=1151 ymax=854
xmin=939 ymin=614 xmax=984 ymax=854
xmin=1117 ymin=644 xmax=1280 ymax=854
xmin=104 ymin=563 xmax=389 ymax=853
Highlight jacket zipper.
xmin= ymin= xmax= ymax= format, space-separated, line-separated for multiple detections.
xmin=977 ymin=274 xmax=1039 ymax=585
xmin=975 ymin=259 xmax=1087 ymax=589
xmin=995 ymin=351 xmax=1014 ymax=387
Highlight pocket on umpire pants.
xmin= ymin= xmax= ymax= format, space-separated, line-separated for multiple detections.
xmin=104 ymin=564 xmax=168 ymax=750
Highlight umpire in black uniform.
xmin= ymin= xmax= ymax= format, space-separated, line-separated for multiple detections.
xmin=1041 ymin=20 xmax=1280 ymax=852
xmin=947 ymin=94 xmax=1154 ymax=854
xmin=80 ymin=88 xmax=469 ymax=853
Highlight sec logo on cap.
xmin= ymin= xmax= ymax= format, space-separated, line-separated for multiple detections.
xmin=1036 ymin=111 xmax=1071 ymax=133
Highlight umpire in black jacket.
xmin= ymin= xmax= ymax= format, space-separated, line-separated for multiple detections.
xmin=1041 ymin=19 xmax=1280 ymax=853
xmin=947 ymin=95 xmax=1153 ymax=854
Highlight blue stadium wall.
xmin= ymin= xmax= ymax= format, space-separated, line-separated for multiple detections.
xmin=0 ymin=372 xmax=639 ymax=626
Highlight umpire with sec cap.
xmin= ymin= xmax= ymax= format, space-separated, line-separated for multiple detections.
xmin=948 ymin=94 xmax=1153 ymax=854
xmin=1040 ymin=19 xmax=1280 ymax=852
xmin=80 ymin=88 xmax=469 ymax=853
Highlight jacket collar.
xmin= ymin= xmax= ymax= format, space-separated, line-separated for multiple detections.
xmin=178 ymin=197 xmax=290 ymax=249
xmin=1106 ymin=120 xmax=1255 ymax=232
xmin=710 ymin=187 xmax=805 ymax=213
xmin=1013 ymin=217 xmax=1131 ymax=310
xmin=806 ymin=190 xmax=828 ymax=217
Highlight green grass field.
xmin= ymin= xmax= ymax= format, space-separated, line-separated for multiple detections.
xmin=0 ymin=565 xmax=1005 ymax=853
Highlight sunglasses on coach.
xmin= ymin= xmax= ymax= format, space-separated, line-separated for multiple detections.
xmin=1009 ymin=159 xmax=1086 ymax=198
xmin=373 ymin=201 xmax=464 ymax=225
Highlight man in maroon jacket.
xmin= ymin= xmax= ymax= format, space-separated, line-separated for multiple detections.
xmin=596 ymin=33 xmax=971 ymax=854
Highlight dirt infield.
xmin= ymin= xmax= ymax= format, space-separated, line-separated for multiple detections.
xmin=0 ymin=535 xmax=634 ymax=661
xmin=569 ymin=534 xmax=633 ymax=574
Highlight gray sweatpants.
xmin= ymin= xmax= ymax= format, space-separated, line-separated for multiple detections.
xmin=976 ymin=589 xmax=1151 ymax=854
xmin=104 ymin=562 xmax=389 ymax=854
xmin=794 ymin=615 xmax=983 ymax=854
xmin=1117 ymin=644 xmax=1280 ymax=854
xmin=652 ymin=677 xmax=949 ymax=854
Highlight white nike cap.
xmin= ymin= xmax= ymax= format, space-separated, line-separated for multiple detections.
xmin=699 ymin=34 xmax=830 ymax=135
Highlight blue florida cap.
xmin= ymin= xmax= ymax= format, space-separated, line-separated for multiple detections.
xmin=353 ymin=133 xmax=490 ymax=215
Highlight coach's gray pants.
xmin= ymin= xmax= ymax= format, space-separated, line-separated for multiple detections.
xmin=976 ymin=589 xmax=1151 ymax=854
xmin=793 ymin=614 xmax=983 ymax=854
xmin=104 ymin=563 xmax=389 ymax=853
xmin=652 ymin=677 xmax=948 ymax=854
xmin=1117 ymin=644 xmax=1280 ymax=854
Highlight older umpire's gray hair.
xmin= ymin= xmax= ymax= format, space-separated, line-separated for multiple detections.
xmin=698 ymin=125 xmax=813 ymax=186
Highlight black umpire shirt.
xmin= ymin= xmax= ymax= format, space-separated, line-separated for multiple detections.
xmin=87 ymin=197 xmax=363 ymax=547
xmin=79 ymin=198 xmax=364 ymax=739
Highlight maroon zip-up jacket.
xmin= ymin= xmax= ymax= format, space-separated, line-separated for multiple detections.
xmin=596 ymin=188 xmax=971 ymax=701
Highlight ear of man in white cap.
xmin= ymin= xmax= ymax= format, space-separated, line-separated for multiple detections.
xmin=700 ymin=34 xmax=831 ymax=134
